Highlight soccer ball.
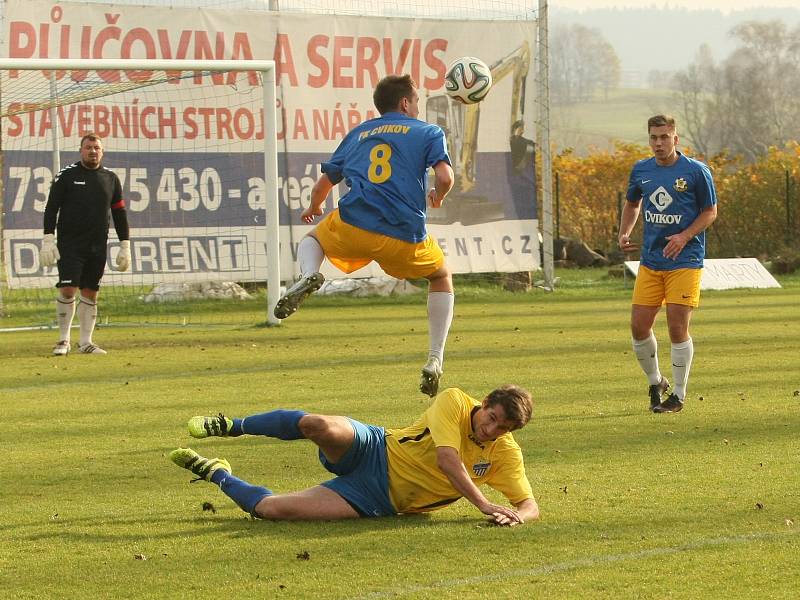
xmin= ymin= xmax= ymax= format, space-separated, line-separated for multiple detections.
xmin=444 ymin=56 xmax=493 ymax=104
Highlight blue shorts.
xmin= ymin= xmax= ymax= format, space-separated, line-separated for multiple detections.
xmin=319 ymin=419 xmax=396 ymax=517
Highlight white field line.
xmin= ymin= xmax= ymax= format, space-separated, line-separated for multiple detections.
xmin=348 ymin=529 xmax=798 ymax=599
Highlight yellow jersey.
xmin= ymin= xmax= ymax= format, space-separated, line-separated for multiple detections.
xmin=385 ymin=388 xmax=534 ymax=513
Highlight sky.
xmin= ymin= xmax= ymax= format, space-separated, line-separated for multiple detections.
xmin=552 ymin=0 xmax=799 ymax=11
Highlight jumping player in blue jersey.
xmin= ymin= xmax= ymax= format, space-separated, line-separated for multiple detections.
xmin=274 ymin=74 xmax=455 ymax=397
xmin=619 ymin=115 xmax=718 ymax=413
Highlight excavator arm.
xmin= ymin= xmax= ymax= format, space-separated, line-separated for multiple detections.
xmin=457 ymin=41 xmax=531 ymax=193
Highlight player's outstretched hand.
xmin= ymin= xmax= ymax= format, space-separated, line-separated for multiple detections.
xmin=116 ymin=240 xmax=131 ymax=272
xmin=40 ymin=233 xmax=60 ymax=267
xmin=486 ymin=511 xmax=524 ymax=527
xmin=302 ymin=205 xmax=324 ymax=224
xmin=480 ymin=502 xmax=523 ymax=527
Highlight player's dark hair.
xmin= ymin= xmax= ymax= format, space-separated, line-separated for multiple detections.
xmin=80 ymin=132 xmax=103 ymax=146
xmin=373 ymin=74 xmax=416 ymax=115
xmin=647 ymin=114 xmax=676 ymax=132
xmin=485 ymin=384 xmax=533 ymax=429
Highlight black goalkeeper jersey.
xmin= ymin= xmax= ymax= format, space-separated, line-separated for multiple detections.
xmin=43 ymin=161 xmax=128 ymax=251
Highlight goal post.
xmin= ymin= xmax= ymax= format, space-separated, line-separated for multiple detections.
xmin=0 ymin=57 xmax=283 ymax=325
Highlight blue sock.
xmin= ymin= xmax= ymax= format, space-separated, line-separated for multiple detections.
xmin=210 ymin=470 xmax=272 ymax=515
xmin=239 ymin=409 xmax=307 ymax=440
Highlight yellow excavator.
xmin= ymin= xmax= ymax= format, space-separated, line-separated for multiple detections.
xmin=425 ymin=41 xmax=531 ymax=224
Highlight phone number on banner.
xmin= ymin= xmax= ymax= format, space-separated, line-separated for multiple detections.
xmin=6 ymin=165 xmax=271 ymax=213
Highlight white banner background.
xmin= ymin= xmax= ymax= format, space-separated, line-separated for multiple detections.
xmin=624 ymin=259 xmax=781 ymax=290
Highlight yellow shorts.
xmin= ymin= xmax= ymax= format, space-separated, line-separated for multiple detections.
xmin=313 ymin=209 xmax=444 ymax=279
xmin=632 ymin=265 xmax=702 ymax=307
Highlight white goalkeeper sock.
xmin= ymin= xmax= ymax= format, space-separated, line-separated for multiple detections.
xmin=671 ymin=338 xmax=694 ymax=401
xmin=632 ymin=333 xmax=663 ymax=386
xmin=78 ymin=296 xmax=98 ymax=346
xmin=56 ymin=294 xmax=76 ymax=342
xmin=298 ymin=236 xmax=324 ymax=276
xmin=427 ymin=291 xmax=454 ymax=366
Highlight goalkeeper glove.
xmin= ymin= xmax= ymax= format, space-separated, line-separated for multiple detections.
xmin=116 ymin=240 xmax=131 ymax=272
xmin=40 ymin=233 xmax=60 ymax=267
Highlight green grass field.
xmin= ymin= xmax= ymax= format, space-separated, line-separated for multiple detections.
xmin=3 ymin=269 xmax=799 ymax=599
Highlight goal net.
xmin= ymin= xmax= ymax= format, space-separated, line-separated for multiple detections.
xmin=0 ymin=58 xmax=281 ymax=327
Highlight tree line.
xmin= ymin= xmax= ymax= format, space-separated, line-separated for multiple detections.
xmin=551 ymin=23 xmax=621 ymax=104
xmin=549 ymin=142 xmax=799 ymax=261
xmin=551 ymin=19 xmax=800 ymax=163
xmin=672 ymin=20 xmax=800 ymax=161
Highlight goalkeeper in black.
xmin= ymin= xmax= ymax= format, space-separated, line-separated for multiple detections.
xmin=40 ymin=133 xmax=131 ymax=355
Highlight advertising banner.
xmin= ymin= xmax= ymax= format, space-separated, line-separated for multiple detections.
xmin=1 ymin=0 xmax=538 ymax=287
xmin=625 ymin=259 xmax=782 ymax=290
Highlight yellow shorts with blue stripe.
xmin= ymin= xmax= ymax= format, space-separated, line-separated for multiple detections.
xmin=312 ymin=209 xmax=444 ymax=279
xmin=632 ymin=265 xmax=702 ymax=307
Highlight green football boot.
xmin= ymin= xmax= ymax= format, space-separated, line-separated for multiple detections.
xmin=188 ymin=413 xmax=234 ymax=438
xmin=169 ymin=448 xmax=231 ymax=481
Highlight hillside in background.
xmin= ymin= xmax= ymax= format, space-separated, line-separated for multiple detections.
xmin=546 ymin=5 xmax=800 ymax=153
xmin=550 ymin=88 xmax=670 ymax=154
xmin=552 ymin=6 xmax=800 ymax=87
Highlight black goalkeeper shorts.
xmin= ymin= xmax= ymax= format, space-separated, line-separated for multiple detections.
xmin=56 ymin=246 xmax=107 ymax=291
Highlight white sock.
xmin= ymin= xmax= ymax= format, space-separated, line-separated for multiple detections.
xmin=632 ymin=333 xmax=662 ymax=386
xmin=78 ymin=296 xmax=98 ymax=346
xmin=56 ymin=294 xmax=76 ymax=342
xmin=671 ymin=338 xmax=694 ymax=400
xmin=298 ymin=236 xmax=324 ymax=276
xmin=427 ymin=291 xmax=454 ymax=367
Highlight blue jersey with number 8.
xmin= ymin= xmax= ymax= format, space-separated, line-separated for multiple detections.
xmin=321 ymin=112 xmax=450 ymax=244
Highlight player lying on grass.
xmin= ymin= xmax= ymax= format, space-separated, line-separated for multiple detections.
xmin=169 ymin=385 xmax=539 ymax=526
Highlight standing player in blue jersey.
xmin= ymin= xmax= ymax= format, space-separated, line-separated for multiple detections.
xmin=619 ymin=115 xmax=718 ymax=413
xmin=274 ymin=74 xmax=455 ymax=397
